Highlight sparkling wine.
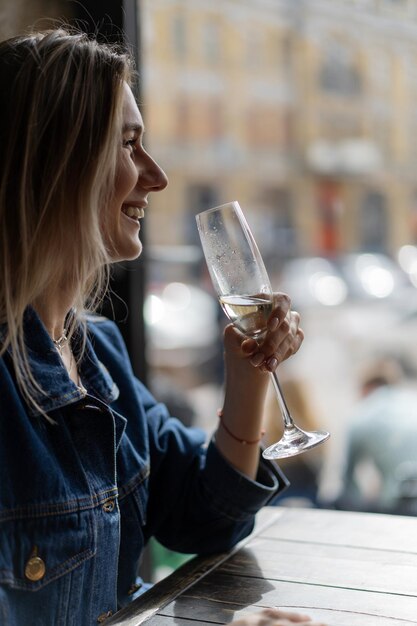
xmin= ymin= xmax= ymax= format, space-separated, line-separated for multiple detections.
xmin=219 ymin=294 xmax=273 ymax=338
xmin=197 ymin=201 xmax=329 ymax=459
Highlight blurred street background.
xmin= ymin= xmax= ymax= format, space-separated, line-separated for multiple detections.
xmin=137 ymin=0 xmax=417 ymax=507
xmin=3 ymin=0 xmax=417 ymax=577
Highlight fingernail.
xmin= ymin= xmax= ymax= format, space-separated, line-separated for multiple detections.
xmin=266 ymin=357 xmax=278 ymax=371
xmin=268 ymin=317 xmax=279 ymax=331
xmin=241 ymin=339 xmax=254 ymax=353
xmin=250 ymin=353 xmax=265 ymax=367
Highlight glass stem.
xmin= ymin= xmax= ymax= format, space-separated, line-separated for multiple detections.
xmin=269 ymin=371 xmax=295 ymax=430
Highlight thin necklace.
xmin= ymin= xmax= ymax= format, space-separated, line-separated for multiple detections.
xmin=52 ymin=331 xmax=86 ymax=394
xmin=52 ymin=331 xmax=68 ymax=356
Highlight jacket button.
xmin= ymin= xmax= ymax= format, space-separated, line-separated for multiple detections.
xmin=25 ymin=555 xmax=46 ymax=582
xmin=97 ymin=611 xmax=113 ymax=623
xmin=102 ymin=498 xmax=115 ymax=513
xmin=127 ymin=582 xmax=142 ymax=595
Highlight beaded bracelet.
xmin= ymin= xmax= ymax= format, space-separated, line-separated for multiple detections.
xmin=217 ymin=409 xmax=265 ymax=445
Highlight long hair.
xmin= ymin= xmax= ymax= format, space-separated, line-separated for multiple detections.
xmin=0 ymin=27 xmax=133 ymax=414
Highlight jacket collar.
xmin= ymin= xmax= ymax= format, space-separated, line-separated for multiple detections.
xmin=0 ymin=307 xmax=119 ymax=416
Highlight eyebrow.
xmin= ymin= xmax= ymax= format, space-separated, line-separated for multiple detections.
xmin=123 ymin=123 xmax=144 ymax=135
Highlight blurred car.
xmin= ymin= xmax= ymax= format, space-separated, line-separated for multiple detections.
xmin=144 ymin=280 xmax=219 ymax=368
xmin=278 ymin=252 xmax=412 ymax=309
xmin=336 ymin=252 xmax=410 ymax=301
xmin=277 ymin=256 xmax=348 ymax=308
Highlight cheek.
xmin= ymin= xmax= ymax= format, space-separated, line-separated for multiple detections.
xmin=115 ymin=154 xmax=138 ymax=199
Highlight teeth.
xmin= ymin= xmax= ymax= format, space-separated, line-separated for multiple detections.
xmin=123 ymin=206 xmax=144 ymax=219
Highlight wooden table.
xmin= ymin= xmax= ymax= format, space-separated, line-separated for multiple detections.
xmin=108 ymin=506 xmax=417 ymax=625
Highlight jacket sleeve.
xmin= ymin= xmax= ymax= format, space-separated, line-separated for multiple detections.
xmin=87 ymin=317 xmax=289 ymax=555
xmin=140 ymin=380 xmax=288 ymax=554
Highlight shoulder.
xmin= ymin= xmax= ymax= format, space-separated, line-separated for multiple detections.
xmin=83 ymin=313 xmax=132 ymax=369
xmin=85 ymin=314 xmax=126 ymax=348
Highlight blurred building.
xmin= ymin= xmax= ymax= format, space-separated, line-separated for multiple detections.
xmin=4 ymin=0 xmax=417 ymax=272
xmin=0 ymin=0 xmax=70 ymax=38
xmin=141 ymin=0 xmax=417 ymax=277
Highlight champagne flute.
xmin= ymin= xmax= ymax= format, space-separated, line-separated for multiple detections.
xmin=196 ymin=200 xmax=329 ymax=459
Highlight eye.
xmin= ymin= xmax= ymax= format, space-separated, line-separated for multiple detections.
xmin=123 ymin=136 xmax=138 ymax=152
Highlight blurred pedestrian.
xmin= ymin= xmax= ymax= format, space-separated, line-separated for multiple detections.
xmin=335 ymin=357 xmax=417 ymax=515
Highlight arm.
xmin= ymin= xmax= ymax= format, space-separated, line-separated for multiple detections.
xmin=215 ymin=293 xmax=303 ymax=479
xmin=89 ymin=316 xmax=289 ymax=554
xmin=144 ymin=401 xmax=288 ymax=554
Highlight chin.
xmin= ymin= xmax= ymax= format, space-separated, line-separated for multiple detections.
xmin=126 ymin=246 xmax=143 ymax=261
xmin=109 ymin=240 xmax=143 ymax=263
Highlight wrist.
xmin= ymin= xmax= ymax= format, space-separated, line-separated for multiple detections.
xmin=217 ymin=408 xmax=265 ymax=445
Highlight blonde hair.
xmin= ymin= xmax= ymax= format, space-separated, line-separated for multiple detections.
xmin=0 ymin=27 xmax=133 ymax=414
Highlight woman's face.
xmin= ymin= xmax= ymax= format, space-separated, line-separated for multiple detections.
xmin=103 ymin=83 xmax=168 ymax=262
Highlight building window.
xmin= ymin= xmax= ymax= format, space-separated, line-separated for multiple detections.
xmin=360 ymin=191 xmax=388 ymax=252
xmin=207 ymin=99 xmax=225 ymax=139
xmin=202 ymin=19 xmax=220 ymax=64
xmin=319 ymin=41 xmax=362 ymax=96
xmin=316 ymin=180 xmax=342 ymax=255
xmin=175 ymin=97 xmax=190 ymax=140
xmin=246 ymin=105 xmax=291 ymax=149
xmin=260 ymin=188 xmax=297 ymax=268
xmin=186 ymin=185 xmax=220 ymax=246
xmin=245 ymin=30 xmax=262 ymax=70
xmin=409 ymin=190 xmax=417 ymax=244
xmin=171 ymin=14 xmax=187 ymax=61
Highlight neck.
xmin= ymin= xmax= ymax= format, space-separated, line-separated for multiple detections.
xmin=32 ymin=292 xmax=75 ymax=340
xmin=31 ymin=290 xmax=83 ymax=390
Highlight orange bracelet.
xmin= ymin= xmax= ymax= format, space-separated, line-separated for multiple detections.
xmin=217 ymin=409 xmax=265 ymax=445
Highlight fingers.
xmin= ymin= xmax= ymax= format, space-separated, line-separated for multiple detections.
xmin=224 ymin=292 xmax=304 ymax=373
xmin=249 ymin=302 xmax=303 ymax=373
xmin=267 ymin=292 xmax=291 ymax=329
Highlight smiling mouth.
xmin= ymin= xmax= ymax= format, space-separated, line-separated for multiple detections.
xmin=122 ymin=206 xmax=145 ymax=221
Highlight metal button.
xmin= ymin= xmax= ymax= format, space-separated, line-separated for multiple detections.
xmin=127 ymin=582 xmax=142 ymax=596
xmin=25 ymin=555 xmax=46 ymax=582
xmin=102 ymin=498 xmax=115 ymax=513
xmin=97 ymin=610 xmax=113 ymax=623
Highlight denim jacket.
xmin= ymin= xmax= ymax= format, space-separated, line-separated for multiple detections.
xmin=0 ymin=309 xmax=287 ymax=625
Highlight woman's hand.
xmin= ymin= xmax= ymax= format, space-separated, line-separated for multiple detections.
xmin=230 ymin=608 xmax=327 ymax=625
xmin=224 ymin=293 xmax=304 ymax=375
xmin=217 ymin=293 xmax=304 ymax=479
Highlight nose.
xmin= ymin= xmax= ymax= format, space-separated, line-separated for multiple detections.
xmin=140 ymin=152 xmax=168 ymax=193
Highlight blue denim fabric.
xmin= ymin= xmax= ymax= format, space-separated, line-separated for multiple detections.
xmin=0 ymin=308 xmax=287 ymax=625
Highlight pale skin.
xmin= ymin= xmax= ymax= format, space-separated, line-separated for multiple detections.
xmin=32 ymin=83 xmax=323 ymax=626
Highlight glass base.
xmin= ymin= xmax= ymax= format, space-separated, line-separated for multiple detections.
xmin=262 ymin=426 xmax=330 ymax=460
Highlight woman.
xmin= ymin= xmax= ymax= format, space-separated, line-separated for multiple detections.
xmin=0 ymin=28 xmax=324 ymax=626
